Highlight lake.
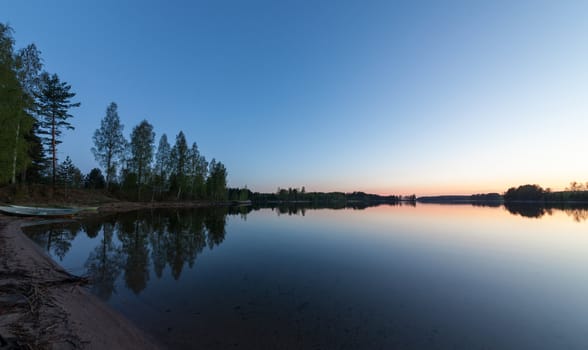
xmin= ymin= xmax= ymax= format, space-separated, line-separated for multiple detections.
xmin=23 ymin=203 xmax=588 ymax=349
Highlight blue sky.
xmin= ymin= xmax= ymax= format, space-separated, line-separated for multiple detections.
xmin=4 ymin=0 xmax=588 ymax=195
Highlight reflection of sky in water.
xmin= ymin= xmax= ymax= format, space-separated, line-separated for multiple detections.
xmin=52 ymin=234 xmax=99 ymax=275
xmin=24 ymin=205 xmax=588 ymax=349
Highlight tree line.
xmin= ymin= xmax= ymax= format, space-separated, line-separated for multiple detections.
xmin=0 ymin=24 xmax=229 ymax=201
xmin=91 ymin=103 xmax=228 ymax=201
xmin=249 ymin=187 xmax=413 ymax=204
xmin=27 ymin=207 xmax=231 ymax=299
xmin=504 ymin=183 xmax=588 ymax=202
xmin=0 ymin=23 xmax=79 ymax=187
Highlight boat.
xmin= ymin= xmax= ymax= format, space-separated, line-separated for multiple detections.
xmin=0 ymin=205 xmax=81 ymax=217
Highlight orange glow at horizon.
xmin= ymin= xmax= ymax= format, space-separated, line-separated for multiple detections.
xmin=299 ymin=171 xmax=583 ymax=197
xmin=360 ymin=180 xmax=576 ymax=197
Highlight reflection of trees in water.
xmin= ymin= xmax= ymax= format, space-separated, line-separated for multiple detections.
xmin=471 ymin=201 xmax=501 ymax=208
xmin=50 ymin=228 xmax=77 ymax=260
xmin=205 ymin=207 xmax=227 ymax=247
xmin=84 ymin=221 xmax=124 ymax=300
xmin=504 ymin=203 xmax=549 ymax=218
xmin=164 ymin=209 xmax=208 ymax=280
xmin=504 ymin=202 xmax=588 ymax=221
xmin=30 ymin=201 xmax=588 ymax=302
xmin=252 ymin=201 xmax=411 ymax=216
xmin=275 ymin=205 xmax=307 ymax=216
xmin=27 ymin=222 xmax=82 ymax=261
xmin=565 ymin=208 xmax=588 ymax=222
xmin=80 ymin=207 xmax=231 ymax=296
xmin=118 ymin=213 xmax=151 ymax=294
xmin=82 ymin=219 xmax=103 ymax=239
xmin=149 ymin=215 xmax=169 ymax=279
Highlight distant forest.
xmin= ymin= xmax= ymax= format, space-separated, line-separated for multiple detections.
xmin=0 ymin=24 xmax=229 ymax=202
xmin=419 ymin=183 xmax=588 ymax=204
xmin=243 ymin=187 xmax=416 ymax=205
xmin=503 ymin=183 xmax=588 ymax=202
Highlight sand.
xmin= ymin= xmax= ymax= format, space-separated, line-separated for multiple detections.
xmin=0 ymin=215 xmax=163 ymax=350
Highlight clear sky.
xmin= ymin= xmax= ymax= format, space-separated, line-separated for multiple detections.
xmin=4 ymin=0 xmax=588 ymax=195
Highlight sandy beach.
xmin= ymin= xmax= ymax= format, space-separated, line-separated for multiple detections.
xmin=0 ymin=214 xmax=163 ymax=349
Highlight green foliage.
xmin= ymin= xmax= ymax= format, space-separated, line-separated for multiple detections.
xmin=470 ymin=193 xmax=502 ymax=201
xmin=171 ymin=131 xmax=189 ymax=178
xmin=167 ymin=132 xmax=211 ymax=200
xmin=57 ymin=156 xmax=83 ymax=189
xmin=24 ymin=123 xmax=47 ymax=183
xmin=504 ymin=184 xmax=545 ymax=201
xmin=129 ymin=120 xmax=155 ymax=186
xmin=0 ymin=23 xmax=232 ymax=201
xmin=108 ymin=125 xmax=229 ymax=202
xmin=503 ymin=183 xmax=588 ymax=202
xmin=36 ymin=72 xmax=80 ymax=186
xmin=92 ymin=102 xmax=126 ymax=187
xmin=187 ymin=142 xmax=207 ymax=199
xmin=85 ymin=168 xmax=106 ymax=189
xmin=206 ymin=159 xmax=228 ymax=201
xmin=0 ymin=23 xmax=38 ymax=185
xmin=13 ymin=43 xmax=43 ymax=183
xmin=1 ymin=23 xmax=234 ymax=201
xmin=154 ymin=133 xmax=171 ymax=194
xmin=250 ymin=188 xmax=402 ymax=205
xmin=169 ymin=131 xmax=189 ymax=198
xmin=228 ymin=187 xmax=251 ymax=201
xmin=120 ymin=170 xmax=139 ymax=199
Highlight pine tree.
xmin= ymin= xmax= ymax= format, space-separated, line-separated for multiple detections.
xmin=57 ymin=156 xmax=83 ymax=196
xmin=84 ymin=168 xmax=106 ymax=189
xmin=36 ymin=72 xmax=80 ymax=188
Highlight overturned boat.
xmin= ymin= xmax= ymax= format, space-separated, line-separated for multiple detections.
xmin=0 ymin=205 xmax=81 ymax=217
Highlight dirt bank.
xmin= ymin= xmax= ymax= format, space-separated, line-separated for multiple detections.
xmin=0 ymin=216 xmax=163 ymax=350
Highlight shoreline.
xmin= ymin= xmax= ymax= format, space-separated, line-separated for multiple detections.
xmin=0 ymin=212 xmax=163 ymax=349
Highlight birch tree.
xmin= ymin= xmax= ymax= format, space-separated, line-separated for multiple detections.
xmin=92 ymin=102 xmax=126 ymax=188
xmin=129 ymin=120 xmax=155 ymax=187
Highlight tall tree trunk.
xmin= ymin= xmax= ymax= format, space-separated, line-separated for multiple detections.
xmin=11 ymin=119 xmax=20 ymax=184
xmin=159 ymin=170 xmax=164 ymax=199
xmin=137 ymin=161 xmax=142 ymax=201
xmin=105 ymin=151 xmax=111 ymax=190
xmin=51 ymin=113 xmax=56 ymax=189
xmin=106 ymin=161 xmax=110 ymax=190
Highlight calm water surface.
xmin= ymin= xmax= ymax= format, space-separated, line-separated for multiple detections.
xmin=24 ymin=204 xmax=588 ymax=349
